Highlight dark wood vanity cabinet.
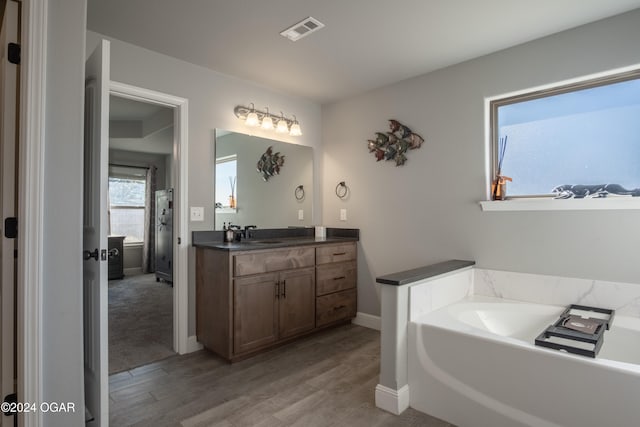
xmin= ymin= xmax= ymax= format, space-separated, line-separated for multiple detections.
xmin=196 ymin=241 xmax=357 ymax=361
xmin=315 ymin=243 xmax=357 ymax=327
xmin=233 ymin=266 xmax=315 ymax=354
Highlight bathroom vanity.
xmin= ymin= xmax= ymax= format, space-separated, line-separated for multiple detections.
xmin=194 ymin=231 xmax=358 ymax=362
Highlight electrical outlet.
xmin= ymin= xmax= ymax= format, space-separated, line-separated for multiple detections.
xmin=298 ymin=209 xmax=304 ymax=220
xmin=190 ymin=206 xmax=204 ymax=222
xmin=340 ymin=208 xmax=347 ymax=221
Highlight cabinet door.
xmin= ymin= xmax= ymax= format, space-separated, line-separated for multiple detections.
xmin=278 ymin=267 xmax=315 ymax=339
xmin=234 ymin=273 xmax=279 ymax=354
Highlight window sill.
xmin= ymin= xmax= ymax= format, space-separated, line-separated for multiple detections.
xmin=479 ymin=197 xmax=640 ymax=211
xmin=216 ymin=207 xmax=237 ymax=214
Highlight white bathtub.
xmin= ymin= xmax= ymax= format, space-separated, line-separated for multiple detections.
xmin=409 ymin=295 xmax=640 ymax=427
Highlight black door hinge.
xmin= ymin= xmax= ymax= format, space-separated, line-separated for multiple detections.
xmin=8 ymin=43 xmax=20 ymax=65
xmin=4 ymin=217 xmax=17 ymax=239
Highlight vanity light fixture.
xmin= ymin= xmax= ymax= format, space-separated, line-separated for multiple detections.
xmin=234 ymin=104 xmax=302 ymax=136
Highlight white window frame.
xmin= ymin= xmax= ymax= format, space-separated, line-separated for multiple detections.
xmin=108 ymin=168 xmax=147 ymax=243
xmin=481 ymin=65 xmax=640 ymax=212
xmin=215 ymin=154 xmax=237 ymax=213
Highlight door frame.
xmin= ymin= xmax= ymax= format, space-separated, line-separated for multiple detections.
xmin=18 ymin=1 xmax=47 ymax=427
xmin=109 ymin=81 xmax=189 ymax=354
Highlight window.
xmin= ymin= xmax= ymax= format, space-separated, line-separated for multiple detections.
xmin=215 ymin=155 xmax=237 ymax=209
xmin=491 ymin=69 xmax=640 ymax=199
xmin=109 ymin=166 xmax=147 ymax=244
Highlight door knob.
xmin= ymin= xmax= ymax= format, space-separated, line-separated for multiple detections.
xmin=83 ymin=248 xmax=99 ymax=261
xmin=108 ymin=248 xmax=119 ymax=258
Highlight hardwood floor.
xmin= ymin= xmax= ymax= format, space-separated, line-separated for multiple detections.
xmin=108 ymin=324 xmax=453 ymax=427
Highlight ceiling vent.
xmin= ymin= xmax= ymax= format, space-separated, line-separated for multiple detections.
xmin=280 ymin=17 xmax=325 ymax=42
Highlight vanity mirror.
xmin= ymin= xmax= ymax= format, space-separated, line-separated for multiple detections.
xmin=214 ymin=130 xmax=313 ymax=230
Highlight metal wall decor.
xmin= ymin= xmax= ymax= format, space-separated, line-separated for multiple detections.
xmin=256 ymin=146 xmax=285 ymax=181
xmin=367 ymin=119 xmax=424 ymax=166
xmin=295 ymin=185 xmax=305 ymax=200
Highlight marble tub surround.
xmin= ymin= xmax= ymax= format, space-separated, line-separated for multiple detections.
xmin=376 ymin=261 xmax=640 ymax=417
xmin=474 ymin=268 xmax=640 ymax=318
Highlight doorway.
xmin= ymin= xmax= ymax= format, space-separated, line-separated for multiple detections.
xmin=107 ymin=95 xmax=175 ymax=373
xmin=108 ymin=81 xmax=189 ymax=359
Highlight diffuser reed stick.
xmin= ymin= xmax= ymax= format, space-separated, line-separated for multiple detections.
xmin=229 ymin=176 xmax=236 ymax=208
xmin=492 ymin=135 xmax=509 ymax=200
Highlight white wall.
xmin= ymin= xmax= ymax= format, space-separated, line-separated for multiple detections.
xmin=86 ymin=30 xmax=323 ymax=335
xmin=323 ymin=9 xmax=640 ymax=316
xmin=42 ymin=1 xmax=87 ymax=425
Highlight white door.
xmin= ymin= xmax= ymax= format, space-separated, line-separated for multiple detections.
xmin=83 ymin=39 xmax=110 ymax=427
xmin=0 ymin=1 xmax=19 ymax=424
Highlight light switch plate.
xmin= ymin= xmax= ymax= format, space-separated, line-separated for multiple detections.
xmin=340 ymin=208 xmax=347 ymax=221
xmin=298 ymin=209 xmax=304 ymax=220
xmin=190 ymin=206 xmax=204 ymax=222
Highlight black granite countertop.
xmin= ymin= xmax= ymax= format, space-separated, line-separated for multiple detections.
xmin=376 ymin=259 xmax=475 ymax=286
xmin=192 ymin=227 xmax=359 ymax=252
xmin=193 ymin=236 xmax=358 ymax=251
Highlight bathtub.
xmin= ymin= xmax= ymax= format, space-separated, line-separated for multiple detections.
xmin=409 ymin=295 xmax=640 ymax=427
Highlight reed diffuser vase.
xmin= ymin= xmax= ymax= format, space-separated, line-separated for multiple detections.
xmin=228 ymin=176 xmax=236 ymax=208
xmin=492 ymin=136 xmax=512 ymax=200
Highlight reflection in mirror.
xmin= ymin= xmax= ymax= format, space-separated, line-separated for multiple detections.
xmin=214 ymin=130 xmax=313 ymax=230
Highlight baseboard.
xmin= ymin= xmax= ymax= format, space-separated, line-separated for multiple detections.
xmin=186 ymin=335 xmax=203 ymax=353
xmin=375 ymin=384 xmax=410 ymax=415
xmin=352 ymin=311 xmax=381 ymax=330
xmin=124 ymin=267 xmax=143 ymax=276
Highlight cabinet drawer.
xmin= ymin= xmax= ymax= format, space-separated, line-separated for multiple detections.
xmin=316 ymin=289 xmax=357 ymax=327
xmin=316 ymin=261 xmax=356 ymax=296
xmin=316 ymin=243 xmax=356 ymax=265
xmin=234 ymin=247 xmax=315 ymax=277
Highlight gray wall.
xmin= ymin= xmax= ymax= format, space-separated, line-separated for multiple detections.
xmin=86 ymin=31 xmax=323 ymax=335
xmin=109 ymin=148 xmax=170 ymax=190
xmin=322 ymin=9 xmax=640 ymax=316
xmin=43 ymin=1 xmax=87 ymax=425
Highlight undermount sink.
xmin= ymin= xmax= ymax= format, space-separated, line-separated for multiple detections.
xmin=244 ymin=240 xmax=283 ymax=245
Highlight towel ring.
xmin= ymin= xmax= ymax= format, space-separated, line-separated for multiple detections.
xmin=295 ymin=185 xmax=305 ymax=201
xmin=335 ymin=181 xmax=348 ymax=199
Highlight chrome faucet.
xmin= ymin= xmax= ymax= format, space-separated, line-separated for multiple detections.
xmin=244 ymin=225 xmax=257 ymax=239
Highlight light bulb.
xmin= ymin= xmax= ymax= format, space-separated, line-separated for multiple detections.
xmin=245 ymin=111 xmax=259 ymax=127
xmin=289 ymin=122 xmax=302 ymax=136
xmin=289 ymin=116 xmax=302 ymax=136
xmin=276 ymin=113 xmax=289 ymax=133
xmin=261 ymin=109 xmax=274 ymax=130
